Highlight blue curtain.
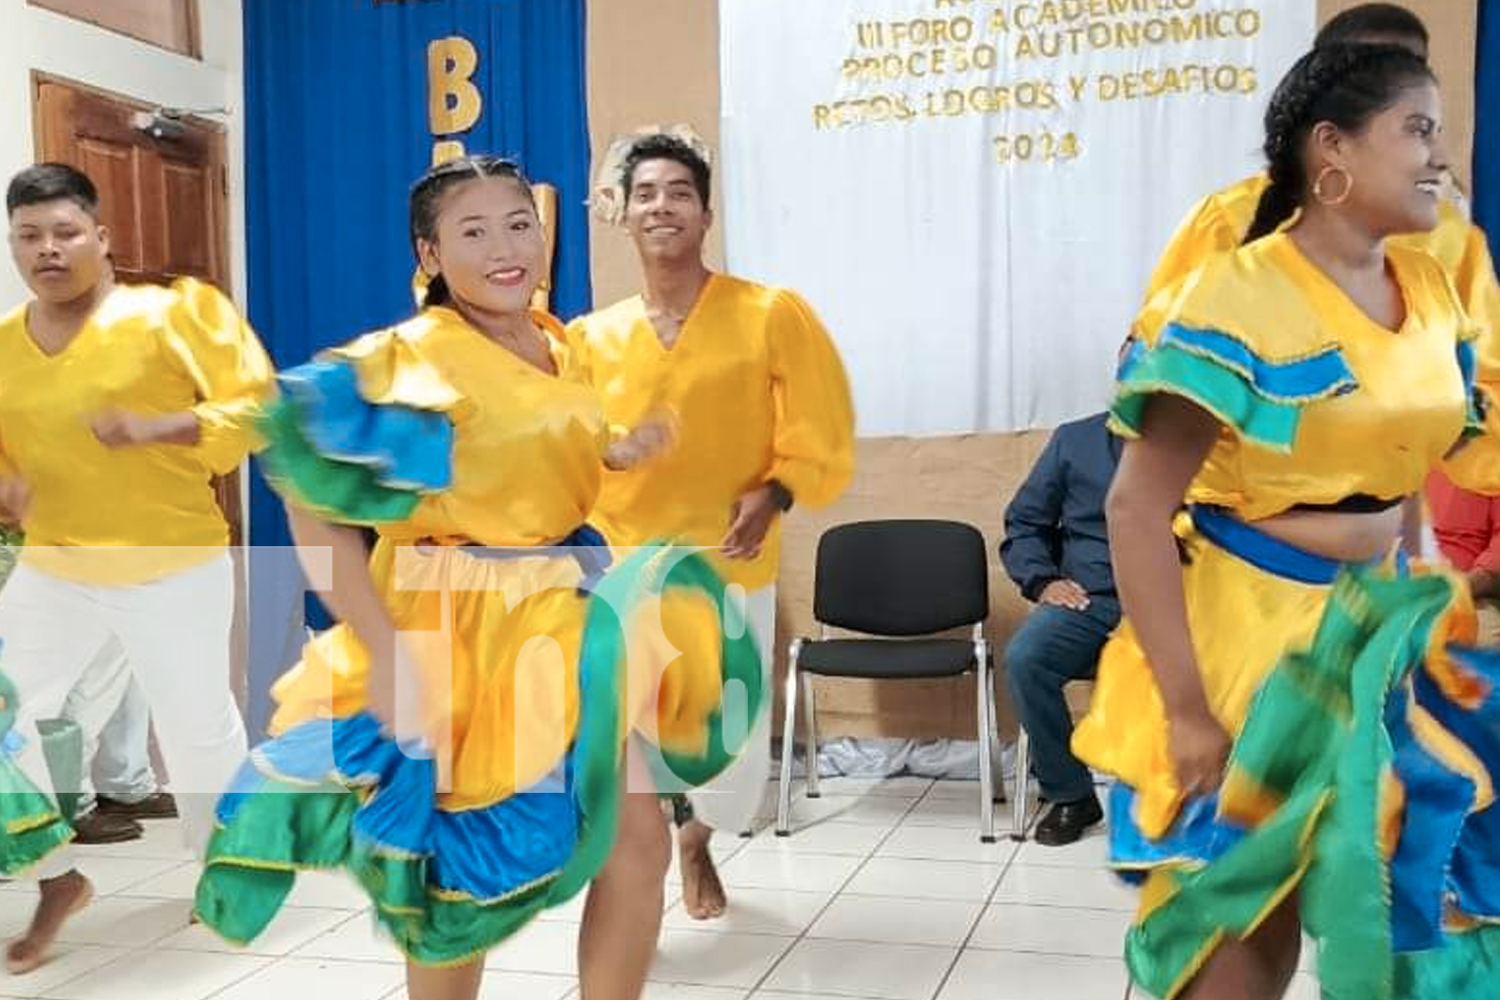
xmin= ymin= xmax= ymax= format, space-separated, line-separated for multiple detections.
xmin=241 ymin=0 xmax=592 ymax=735
xmin=1478 ymin=0 xmax=1499 ymax=254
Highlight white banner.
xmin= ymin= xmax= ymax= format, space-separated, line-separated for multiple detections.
xmin=720 ymin=0 xmax=1316 ymax=435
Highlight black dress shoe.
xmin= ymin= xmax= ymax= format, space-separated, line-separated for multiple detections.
xmin=1034 ymin=794 xmax=1103 ymax=847
xmin=71 ymin=810 xmax=144 ymax=845
xmin=98 ymin=793 xmax=178 ymax=820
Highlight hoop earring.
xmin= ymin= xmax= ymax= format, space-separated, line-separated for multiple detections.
xmin=1313 ymin=165 xmax=1354 ymax=207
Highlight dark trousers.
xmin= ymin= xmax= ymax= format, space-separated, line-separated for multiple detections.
xmin=1003 ymin=597 xmax=1120 ymax=804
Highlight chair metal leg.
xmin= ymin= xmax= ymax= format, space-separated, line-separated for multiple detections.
xmin=803 ymin=671 xmax=821 ymax=799
xmin=988 ymin=663 xmax=1005 ymax=803
xmin=975 ymin=637 xmax=996 ymax=843
xmin=1011 ymin=727 xmax=1032 ymax=842
xmin=775 ymin=639 xmax=803 ymax=836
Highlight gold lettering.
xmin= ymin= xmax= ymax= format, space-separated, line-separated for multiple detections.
xmin=428 ymin=37 xmax=482 ymax=135
xmin=431 ymin=140 xmax=467 ymax=164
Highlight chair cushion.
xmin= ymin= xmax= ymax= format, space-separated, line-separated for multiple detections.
xmin=796 ymin=638 xmax=978 ymax=679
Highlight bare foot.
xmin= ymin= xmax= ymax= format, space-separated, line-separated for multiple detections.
xmin=679 ymin=820 xmax=727 ymax=920
xmin=6 ymin=870 xmax=94 ymax=975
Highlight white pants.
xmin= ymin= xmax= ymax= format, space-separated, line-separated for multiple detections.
xmin=1 ymin=556 xmax=247 ymax=878
xmin=61 ymin=642 xmax=160 ymax=814
xmin=687 ymin=586 xmax=775 ymax=833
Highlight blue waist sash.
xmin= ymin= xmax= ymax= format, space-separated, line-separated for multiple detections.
xmin=1188 ymin=504 xmax=1401 ymax=586
xmin=422 ymin=524 xmax=613 ymax=592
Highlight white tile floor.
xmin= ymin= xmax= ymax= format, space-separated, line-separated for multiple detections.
xmin=0 ymin=778 xmax=1322 ymax=1000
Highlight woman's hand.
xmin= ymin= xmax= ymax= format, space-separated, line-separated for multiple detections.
xmin=1167 ymin=706 xmax=1232 ymax=799
xmin=364 ymin=633 xmax=425 ymax=743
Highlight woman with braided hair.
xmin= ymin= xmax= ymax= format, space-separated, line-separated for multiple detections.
xmin=191 ymin=155 xmax=764 ymax=1000
xmin=1072 ymin=43 xmax=1500 ymax=1000
xmin=1143 ymin=3 xmax=1500 ymax=496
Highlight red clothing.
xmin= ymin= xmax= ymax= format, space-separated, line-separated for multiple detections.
xmin=1427 ymin=470 xmax=1500 ymax=573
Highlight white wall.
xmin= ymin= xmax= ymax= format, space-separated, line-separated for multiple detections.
xmin=0 ymin=0 xmax=246 ymax=306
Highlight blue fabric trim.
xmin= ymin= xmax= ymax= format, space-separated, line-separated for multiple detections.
xmin=1189 ymin=505 xmax=1347 ymax=585
xmin=1414 ymin=648 xmax=1500 ymax=921
xmin=1118 ymin=337 xmax=1147 ymax=381
xmin=280 ymin=360 xmax=453 ymax=493
xmin=219 ymin=714 xmax=581 ymax=902
xmin=1458 ymin=340 xmax=1478 ymax=394
xmin=1160 ymin=324 xmax=1357 ymax=402
xmin=1107 ymin=783 xmax=1248 ymax=879
xmin=1385 ymin=691 xmax=1479 ymax=951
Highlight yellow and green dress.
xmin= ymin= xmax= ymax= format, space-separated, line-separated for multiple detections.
xmin=193 ymin=306 xmax=763 ymax=966
xmin=1147 ymin=173 xmax=1500 ymax=491
xmin=1072 ymin=233 xmax=1500 ymax=999
xmin=0 ymin=656 xmax=71 ymax=870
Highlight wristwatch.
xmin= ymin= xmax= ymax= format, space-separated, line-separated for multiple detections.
xmin=766 ymin=479 xmax=795 ymax=513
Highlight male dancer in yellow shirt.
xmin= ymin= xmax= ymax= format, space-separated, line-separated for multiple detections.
xmin=0 ymin=163 xmax=273 ymax=973
xmin=570 ymin=131 xmax=854 ymax=952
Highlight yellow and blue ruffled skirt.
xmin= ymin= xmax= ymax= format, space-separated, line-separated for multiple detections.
xmin=1073 ymin=505 xmax=1500 ymax=1000
xmin=194 ymin=534 xmax=759 ymax=966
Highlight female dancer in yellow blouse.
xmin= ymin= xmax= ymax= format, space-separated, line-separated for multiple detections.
xmin=1143 ymin=4 xmax=1500 ymax=494
xmin=1072 ymin=45 xmax=1500 ymax=1000
xmin=192 ymin=156 xmax=761 ymax=1000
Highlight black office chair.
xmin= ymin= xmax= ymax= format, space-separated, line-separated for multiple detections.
xmin=775 ymin=519 xmax=1002 ymax=842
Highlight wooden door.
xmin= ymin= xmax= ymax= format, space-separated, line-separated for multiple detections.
xmin=33 ymin=75 xmax=249 ymax=712
xmin=35 ymin=77 xmax=229 ymax=296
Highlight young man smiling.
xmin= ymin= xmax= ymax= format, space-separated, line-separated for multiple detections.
xmin=570 ymin=131 xmax=855 ymax=922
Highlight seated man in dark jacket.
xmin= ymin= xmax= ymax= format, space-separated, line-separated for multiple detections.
xmin=1000 ymin=412 xmax=1120 ymax=846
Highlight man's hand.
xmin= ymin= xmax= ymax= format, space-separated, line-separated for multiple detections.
xmin=0 ymin=477 xmax=29 ymax=527
xmin=1039 ymin=579 xmax=1091 ymax=611
xmin=604 ymin=412 xmax=678 ymax=471
xmin=722 ymin=485 xmax=781 ymax=560
xmin=90 ymin=410 xmax=200 ymax=449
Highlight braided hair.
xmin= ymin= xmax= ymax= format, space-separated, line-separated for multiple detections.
xmin=409 ymin=155 xmax=536 ymax=308
xmin=1244 ymin=42 xmax=1433 ymax=243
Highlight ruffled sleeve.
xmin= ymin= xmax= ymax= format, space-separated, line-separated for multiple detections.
xmin=160 ymin=279 xmax=277 ymax=474
xmin=1141 ymin=177 xmax=1265 ymax=306
xmin=257 ymin=329 xmax=460 ymax=526
xmin=765 ymin=290 xmax=856 ymax=507
xmin=1112 ymin=254 xmax=1357 ymax=453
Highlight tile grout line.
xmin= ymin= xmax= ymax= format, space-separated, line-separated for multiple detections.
xmin=924 ymin=790 xmax=1028 ymax=1000
xmin=34 ymin=898 xmax=370 ymax=1000
xmin=734 ymin=787 xmax=923 ymax=999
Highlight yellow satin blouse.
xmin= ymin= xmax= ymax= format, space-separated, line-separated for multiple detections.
xmin=338 ymin=307 xmax=610 ymax=546
xmin=1119 ymin=234 xmax=1474 ymax=521
xmin=568 ymin=275 xmax=855 ymax=589
xmin=0 ymin=279 xmax=274 ymax=582
xmin=1145 ymin=174 xmax=1496 ymax=323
